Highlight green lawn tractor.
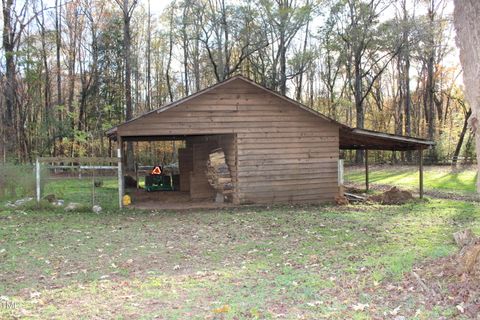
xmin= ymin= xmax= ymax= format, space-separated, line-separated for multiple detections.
xmin=144 ymin=166 xmax=173 ymax=192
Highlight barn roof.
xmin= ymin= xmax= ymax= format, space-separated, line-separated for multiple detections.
xmin=107 ymin=75 xmax=434 ymax=151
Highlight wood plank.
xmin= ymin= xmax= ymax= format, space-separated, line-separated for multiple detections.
xmin=237 ymin=179 xmax=337 ymax=190
xmin=237 ymin=157 xmax=338 ymax=166
xmin=237 ymin=153 xmax=338 ymax=161
xmin=239 ymin=173 xmax=338 ymax=182
xmin=238 ymin=186 xmax=338 ymax=197
xmin=240 ymin=194 xmax=337 ymax=204
xmin=118 ymin=126 xmax=338 ymax=136
xmin=237 ymin=147 xmax=339 ymax=156
xmin=237 ymin=160 xmax=338 ymax=171
xmin=237 ymin=136 xmax=339 ymax=144
xmin=125 ymin=115 xmax=323 ymax=125
xmin=237 ymin=141 xmax=339 ymax=150
xmin=237 ymin=130 xmax=337 ymax=138
xmin=169 ymin=109 xmax=307 ymax=117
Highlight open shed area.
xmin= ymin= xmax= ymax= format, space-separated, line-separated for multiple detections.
xmin=108 ymin=75 xmax=434 ymax=208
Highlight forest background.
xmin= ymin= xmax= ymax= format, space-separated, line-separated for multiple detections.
xmin=0 ymin=0 xmax=470 ymax=166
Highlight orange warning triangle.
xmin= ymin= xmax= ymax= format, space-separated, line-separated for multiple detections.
xmin=151 ymin=166 xmax=162 ymax=175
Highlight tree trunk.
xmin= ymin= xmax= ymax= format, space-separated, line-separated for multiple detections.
xmin=2 ymin=0 xmax=16 ymax=159
xmin=452 ymin=108 xmax=472 ymax=165
xmin=121 ymin=0 xmax=136 ymax=171
xmin=146 ymin=0 xmax=152 ymax=109
xmin=354 ymin=50 xmax=364 ymax=164
xmin=296 ymin=16 xmax=310 ymax=102
xmin=454 ymin=0 xmax=480 ymax=191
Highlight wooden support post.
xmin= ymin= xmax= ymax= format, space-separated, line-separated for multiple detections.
xmin=419 ymin=148 xmax=424 ymax=199
xmin=117 ymin=137 xmax=124 ymax=209
xmin=35 ymin=158 xmax=41 ymax=203
xmin=365 ymin=149 xmax=369 ymax=192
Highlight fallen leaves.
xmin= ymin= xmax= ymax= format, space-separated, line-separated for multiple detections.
xmin=351 ymin=302 xmax=369 ymax=311
xmin=213 ymin=304 xmax=230 ymax=314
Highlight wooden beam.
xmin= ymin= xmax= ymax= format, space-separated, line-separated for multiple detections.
xmin=419 ymin=148 xmax=424 ymax=199
xmin=365 ymin=149 xmax=369 ymax=191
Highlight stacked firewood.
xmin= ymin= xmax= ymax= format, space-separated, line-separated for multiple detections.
xmin=206 ymin=148 xmax=233 ymax=198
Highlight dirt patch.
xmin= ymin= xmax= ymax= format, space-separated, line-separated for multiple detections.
xmin=368 ymin=187 xmax=414 ymax=205
xmin=406 ymin=254 xmax=480 ymax=318
xmin=403 ymin=231 xmax=480 ymax=318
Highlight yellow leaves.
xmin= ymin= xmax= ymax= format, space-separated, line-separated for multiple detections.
xmin=212 ymin=304 xmax=230 ymax=314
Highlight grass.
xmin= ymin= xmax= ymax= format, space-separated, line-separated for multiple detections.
xmin=345 ymin=165 xmax=477 ymax=194
xmin=0 ymin=176 xmax=119 ymax=210
xmin=1 ymin=198 xmax=479 ymax=319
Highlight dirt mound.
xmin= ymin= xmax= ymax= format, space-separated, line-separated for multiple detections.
xmin=368 ymin=187 xmax=413 ymax=205
xmin=345 ymin=186 xmax=364 ymax=194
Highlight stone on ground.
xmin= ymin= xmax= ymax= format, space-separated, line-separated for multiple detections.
xmin=65 ymin=202 xmax=81 ymax=212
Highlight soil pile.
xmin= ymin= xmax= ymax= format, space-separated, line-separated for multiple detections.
xmin=368 ymin=187 xmax=413 ymax=205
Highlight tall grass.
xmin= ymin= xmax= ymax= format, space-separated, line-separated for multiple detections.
xmin=0 ymin=164 xmax=46 ymax=200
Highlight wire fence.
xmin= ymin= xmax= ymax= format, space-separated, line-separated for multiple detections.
xmin=36 ymin=157 xmax=121 ymax=210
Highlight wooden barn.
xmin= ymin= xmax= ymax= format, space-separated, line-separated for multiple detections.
xmin=107 ymin=75 xmax=434 ymax=207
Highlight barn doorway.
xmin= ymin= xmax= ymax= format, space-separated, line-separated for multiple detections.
xmin=123 ymin=134 xmax=236 ymax=209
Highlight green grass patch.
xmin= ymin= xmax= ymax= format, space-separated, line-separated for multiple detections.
xmin=346 ymin=165 xmax=477 ymax=193
xmin=1 ymin=199 xmax=479 ymax=318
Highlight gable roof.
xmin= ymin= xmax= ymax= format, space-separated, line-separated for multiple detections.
xmin=106 ymin=75 xmax=434 ymax=151
xmin=106 ymin=75 xmax=344 ymax=136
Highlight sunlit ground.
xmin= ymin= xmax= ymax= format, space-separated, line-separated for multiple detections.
xmin=346 ymin=165 xmax=477 ymax=194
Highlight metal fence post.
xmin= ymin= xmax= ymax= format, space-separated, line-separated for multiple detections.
xmin=36 ymin=158 xmax=41 ymax=203
xmin=117 ymin=148 xmax=123 ymax=209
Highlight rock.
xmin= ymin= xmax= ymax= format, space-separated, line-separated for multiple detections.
xmin=43 ymin=194 xmax=56 ymax=203
xmin=5 ymin=202 xmax=15 ymax=208
xmin=92 ymin=205 xmax=102 ymax=214
xmin=14 ymin=197 xmax=33 ymax=207
xmin=65 ymin=202 xmax=81 ymax=212
xmin=53 ymin=200 xmax=64 ymax=207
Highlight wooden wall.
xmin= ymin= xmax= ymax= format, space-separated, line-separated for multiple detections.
xmin=118 ymin=78 xmax=339 ymax=204
xmin=178 ymin=146 xmax=193 ymax=192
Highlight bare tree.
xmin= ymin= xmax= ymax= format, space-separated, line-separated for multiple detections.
xmin=115 ymin=0 xmax=138 ymax=170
